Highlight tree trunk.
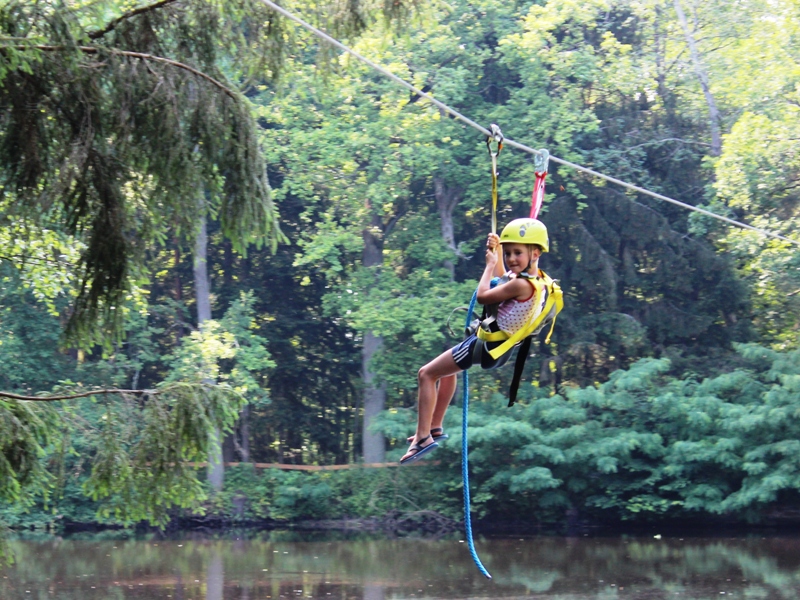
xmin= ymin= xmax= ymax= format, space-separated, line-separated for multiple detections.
xmin=361 ymin=223 xmax=386 ymax=463
xmin=194 ymin=216 xmax=212 ymax=324
xmin=223 ymin=239 xmax=233 ymax=289
xmin=194 ymin=213 xmax=224 ymax=491
xmin=362 ymin=331 xmax=386 ymax=463
xmin=674 ymin=0 xmax=722 ymax=156
xmin=239 ymin=404 xmax=251 ymax=463
xmin=433 ymin=176 xmax=462 ymax=281
xmin=653 ymin=5 xmax=670 ymax=106
xmin=173 ymin=241 xmax=182 ymax=302
xmin=226 ymin=407 xmax=251 ymax=463
xmin=222 ymin=434 xmax=236 ymax=463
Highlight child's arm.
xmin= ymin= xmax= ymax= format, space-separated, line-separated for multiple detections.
xmin=476 ymin=238 xmax=532 ymax=305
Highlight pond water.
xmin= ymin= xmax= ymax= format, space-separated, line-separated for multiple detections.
xmin=3 ymin=530 xmax=800 ymax=599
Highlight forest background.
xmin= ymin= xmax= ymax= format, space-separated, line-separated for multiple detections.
xmin=1 ymin=0 xmax=799 ymax=533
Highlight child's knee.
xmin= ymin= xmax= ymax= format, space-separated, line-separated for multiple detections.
xmin=418 ymin=365 xmax=434 ymax=383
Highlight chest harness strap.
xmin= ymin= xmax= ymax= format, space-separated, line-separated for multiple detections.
xmin=474 ymin=270 xmax=564 ymax=406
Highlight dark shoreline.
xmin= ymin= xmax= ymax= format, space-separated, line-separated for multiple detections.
xmin=26 ymin=509 xmax=800 ymax=539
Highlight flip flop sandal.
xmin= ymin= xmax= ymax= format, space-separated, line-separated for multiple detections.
xmin=400 ymin=435 xmax=439 ymax=465
xmin=407 ymin=428 xmax=449 ymax=443
xmin=431 ymin=427 xmax=449 ymax=441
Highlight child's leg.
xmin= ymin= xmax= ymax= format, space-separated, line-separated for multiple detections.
xmin=431 ymin=374 xmax=457 ymax=431
xmin=407 ymin=374 xmax=458 ymax=441
xmin=402 ymin=350 xmax=461 ymax=462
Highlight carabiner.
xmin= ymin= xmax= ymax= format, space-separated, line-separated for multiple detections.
xmin=486 ymin=123 xmax=504 ymax=156
xmin=534 ymin=148 xmax=549 ymax=175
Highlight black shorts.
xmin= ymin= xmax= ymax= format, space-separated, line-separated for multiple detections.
xmin=451 ymin=333 xmax=513 ymax=371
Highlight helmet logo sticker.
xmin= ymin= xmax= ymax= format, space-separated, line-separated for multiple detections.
xmin=519 ymin=225 xmax=527 ymax=237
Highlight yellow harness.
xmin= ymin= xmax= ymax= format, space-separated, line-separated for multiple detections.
xmin=476 ymin=269 xmax=564 ymax=360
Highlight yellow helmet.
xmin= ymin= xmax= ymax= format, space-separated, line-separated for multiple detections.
xmin=499 ymin=218 xmax=549 ymax=252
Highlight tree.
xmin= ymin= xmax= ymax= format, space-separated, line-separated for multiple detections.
xmin=0 ymin=0 xmax=285 ymax=344
xmin=1 ymin=0 xmax=415 ymax=344
xmin=193 ymin=210 xmax=225 ymax=490
xmin=4 ymin=0 xmax=800 ymax=533
xmin=259 ymin=17 xmax=497 ymax=456
xmin=673 ymin=0 xmax=722 ymax=156
xmin=376 ymin=344 xmax=800 ymax=524
xmin=0 ymin=0 xmax=412 ymax=526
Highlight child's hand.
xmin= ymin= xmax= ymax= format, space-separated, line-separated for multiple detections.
xmin=485 ymin=247 xmax=498 ymax=267
xmin=485 ymin=233 xmax=500 ymax=268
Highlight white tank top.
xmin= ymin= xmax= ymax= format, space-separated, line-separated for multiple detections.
xmin=496 ymin=277 xmax=545 ymax=334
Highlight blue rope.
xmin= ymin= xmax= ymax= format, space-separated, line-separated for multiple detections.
xmin=462 ymin=289 xmax=492 ymax=579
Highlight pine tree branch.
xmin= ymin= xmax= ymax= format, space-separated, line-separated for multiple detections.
xmin=0 ymin=389 xmax=152 ymax=401
xmin=0 ymin=382 xmax=228 ymax=402
xmin=626 ymin=138 xmax=712 ymax=150
xmin=87 ymin=0 xmax=182 ymax=40
xmin=8 ymin=44 xmax=239 ymax=100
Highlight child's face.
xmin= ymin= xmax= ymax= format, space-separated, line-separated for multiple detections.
xmin=502 ymin=243 xmax=538 ymax=273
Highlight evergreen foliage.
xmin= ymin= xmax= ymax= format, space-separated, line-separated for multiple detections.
xmin=0 ymin=0 xmax=285 ymax=343
xmin=12 ymin=342 xmax=800 ymax=529
xmin=0 ymin=284 xmax=275 ymax=527
xmin=377 ymin=345 xmax=800 ymax=524
xmin=0 ymin=398 xmax=57 ymax=509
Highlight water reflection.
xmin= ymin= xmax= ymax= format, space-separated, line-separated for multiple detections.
xmin=207 ymin=549 xmax=223 ymax=600
xmin=3 ymin=531 xmax=800 ymax=599
xmin=364 ymin=583 xmax=385 ymax=600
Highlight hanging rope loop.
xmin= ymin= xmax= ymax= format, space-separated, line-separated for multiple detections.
xmin=462 ymin=290 xmax=492 ymax=579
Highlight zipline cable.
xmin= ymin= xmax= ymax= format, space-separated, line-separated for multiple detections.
xmin=256 ymin=0 xmax=798 ymax=247
xmin=255 ymin=0 xmax=798 ymax=579
xmin=256 ymin=0 xmax=796 ymax=579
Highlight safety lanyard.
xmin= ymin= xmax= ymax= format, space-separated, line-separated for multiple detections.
xmin=485 ymin=124 xmax=504 ymax=235
xmin=530 ymin=149 xmax=549 ymax=220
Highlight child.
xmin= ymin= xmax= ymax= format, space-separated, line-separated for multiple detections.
xmin=401 ymin=218 xmax=550 ymax=464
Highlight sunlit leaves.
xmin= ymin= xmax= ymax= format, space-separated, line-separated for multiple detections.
xmin=0 ymin=217 xmax=82 ymax=316
xmin=714 ymin=111 xmax=800 ymax=347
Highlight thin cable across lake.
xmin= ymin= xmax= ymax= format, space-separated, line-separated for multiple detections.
xmin=256 ymin=0 xmax=798 ymax=247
